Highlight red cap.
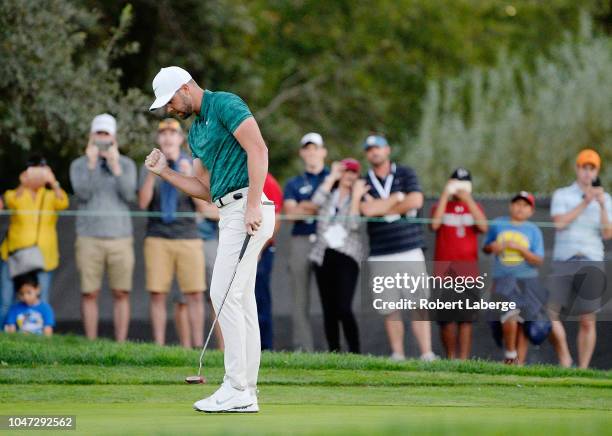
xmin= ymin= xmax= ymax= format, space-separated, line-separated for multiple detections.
xmin=511 ymin=191 xmax=535 ymax=208
xmin=341 ymin=158 xmax=361 ymax=173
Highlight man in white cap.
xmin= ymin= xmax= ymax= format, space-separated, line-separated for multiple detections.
xmin=69 ymin=113 xmax=137 ymax=343
xmin=145 ymin=66 xmax=275 ymax=413
xmin=282 ymin=132 xmax=328 ymax=351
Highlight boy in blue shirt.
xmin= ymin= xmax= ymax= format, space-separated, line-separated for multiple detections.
xmin=4 ymin=272 xmax=54 ymax=336
xmin=483 ymin=191 xmax=544 ymax=364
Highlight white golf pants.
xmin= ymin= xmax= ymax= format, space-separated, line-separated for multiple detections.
xmin=210 ymin=192 xmax=275 ymax=391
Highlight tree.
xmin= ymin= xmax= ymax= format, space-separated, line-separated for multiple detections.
xmin=0 ymin=0 xmax=151 ymax=189
xmin=92 ymin=0 xmax=602 ymax=182
xmin=405 ymin=14 xmax=612 ymax=194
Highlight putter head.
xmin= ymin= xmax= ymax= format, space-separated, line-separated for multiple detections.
xmin=185 ymin=375 xmax=206 ymax=384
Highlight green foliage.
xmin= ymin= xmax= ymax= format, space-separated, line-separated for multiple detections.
xmin=0 ymin=0 xmax=608 ymax=189
xmin=244 ymin=0 xmax=603 ymax=180
xmin=406 ymin=13 xmax=612 ymax=194
xmin=0 ymin=0 xmax=151 ymax=188
xmin=94 ymin=0 xmax=601 ymax=182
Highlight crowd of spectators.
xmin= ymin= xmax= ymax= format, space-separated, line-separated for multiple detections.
xmin=1 ymin=114 xmax=610 ymax=369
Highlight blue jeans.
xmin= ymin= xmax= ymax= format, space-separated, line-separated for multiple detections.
xmin=0 ymin=261 xmax=54 ymax=326
xmin=255 ymin=245 xmax=275 ymax=350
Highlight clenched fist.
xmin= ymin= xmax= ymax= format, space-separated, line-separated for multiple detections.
xmin=145 ymin=148 xmax=168 ymax=175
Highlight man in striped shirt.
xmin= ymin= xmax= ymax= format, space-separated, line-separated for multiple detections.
xmin=360 ymin=134 xmax=436 ymax=362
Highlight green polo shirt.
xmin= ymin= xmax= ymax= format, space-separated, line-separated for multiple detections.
xmin=187 ymin=90 xmax=253 ymax=201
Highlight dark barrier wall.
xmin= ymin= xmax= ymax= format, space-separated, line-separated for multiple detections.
xmin=11 ymin=196 xmax=611 ymax=369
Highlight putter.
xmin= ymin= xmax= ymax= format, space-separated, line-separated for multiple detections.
xmin=185 ymin=233 xmax=252 ymax=384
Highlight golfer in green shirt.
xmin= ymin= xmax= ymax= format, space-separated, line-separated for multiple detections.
xmin=146 ymin=66 xmax=275 ymax=413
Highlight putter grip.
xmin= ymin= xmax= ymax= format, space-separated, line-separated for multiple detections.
xmin=239 ymin=234 xmax=251 ymax=261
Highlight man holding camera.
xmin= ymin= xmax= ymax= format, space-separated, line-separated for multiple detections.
xmin=549 ymin=149 xmax=612 ymax=368
xmin=69 ymin=113 xmax=137 ymax=342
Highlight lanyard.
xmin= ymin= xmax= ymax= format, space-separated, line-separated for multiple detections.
xmin=300 ymin=173 xmax=313 ymax=194
xmin=329 ymin=190 xmax=350 ymax=219
xmin=368 ymin=163 xmax=396 ymax=198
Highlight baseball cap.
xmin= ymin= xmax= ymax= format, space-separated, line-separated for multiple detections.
xmin=362 ymin=135 xmax=389 ymax=150
xmin=90 ymin=114 xmax=117 ymax=136
xmin=450 ymin=167 xmax=472 ymax=181
xmin=149 ymin=66 xmax=192 ymax=111
xmin=25 ymin=155 xmax=47 ymax=169
xmin=300 ymin=132 xmax=324 ymax=148
xmin=576 ymin=149 xmax=601 ymax=169
xmin=158 ymin=118 xmax=182 ymax=133
xmin=511 ymin=191 xmax=535 ymax=208
xmin=341 ymin=158 xmax=361 ymax=173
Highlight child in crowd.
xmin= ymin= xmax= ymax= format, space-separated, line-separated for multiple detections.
xmin=483 ymin=192 xmax=544 ymax=364
xmin=4 ymin=271 xmax=55 ymax=336
xmin=430 ymin=168 xmax=488 ymax=359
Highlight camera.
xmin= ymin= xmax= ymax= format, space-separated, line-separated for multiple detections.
xmin=94 ymin=138 xmax=113 ymax=151
xmin=591 ymin=176 xmax=602 ymax=187
xmin=447 ymin=180 xmax=472 ymax=195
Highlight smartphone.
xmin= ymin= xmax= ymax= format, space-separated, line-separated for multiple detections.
xmin=447 ymin=180 xmax=472 ymax=195
xmin=94 ymin=139 xmax=113 ymax=151
xmin=592 ymin=177 xmax=602 ymax=187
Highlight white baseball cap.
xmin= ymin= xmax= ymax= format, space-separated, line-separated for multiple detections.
xmin=90 ymin=114 xmax=117 ymax=136
xmin=149 ymin=66 xmax=192 ymax=111
xmin=300 ymin=132 xmax=324 ymax=148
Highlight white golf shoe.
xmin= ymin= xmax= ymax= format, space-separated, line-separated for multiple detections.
xmin=193 ymin=381 xmax=253 ymax=413
xmin=227 ymin=389 xmax=259 ymax=413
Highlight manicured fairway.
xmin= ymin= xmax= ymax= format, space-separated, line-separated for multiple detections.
xmin=1 ymin=335 xmax=610 ymax=435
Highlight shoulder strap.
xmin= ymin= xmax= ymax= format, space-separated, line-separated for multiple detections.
xmin=32 ymin=189 xmax=47 ymax=246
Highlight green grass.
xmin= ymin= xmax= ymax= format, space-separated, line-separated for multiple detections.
xmin=2 ymin=333 xmax=610 ymax=379
xmin=1 ymin=334 xmax=611 ymax=435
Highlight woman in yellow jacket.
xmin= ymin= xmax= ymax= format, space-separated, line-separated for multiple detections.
xmin=0 ymin=157 xmax=69 ymax=324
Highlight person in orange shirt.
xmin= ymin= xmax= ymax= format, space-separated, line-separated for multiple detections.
xmin=0 ymin=156 xmax=69 ymax=325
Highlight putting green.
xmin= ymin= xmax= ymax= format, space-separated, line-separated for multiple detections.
xmin=1 ymin=384 xmax=611 ymax=435
xmin=2 ymin=385 xmax=610 ymax=435
xmin=1 ymin=335 xmax=610 ymax=435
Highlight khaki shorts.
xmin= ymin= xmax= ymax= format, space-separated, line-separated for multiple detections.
xmin=144 ymin=237 xmax=205 ymax=293
xmin=75 ymin=236 xmax=135 ymax=293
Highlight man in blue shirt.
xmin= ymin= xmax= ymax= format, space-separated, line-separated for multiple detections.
xmin=549 ymin=149 xmax=612 ymax=368
xmin=283 ymin=132 xmax=329 ymax=351
xmin=146 ymin=66 xmax=275 ymax=413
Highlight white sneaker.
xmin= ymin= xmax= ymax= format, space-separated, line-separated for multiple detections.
xmin=226 ymin=395 xmax=259 ymax=413
xmin=193 ymin=381 xmax=253 ymax=413
xmin=420 ymin=351 xmax=439 ymax=362
xmin=227 ymin=388 xmax=259 ymax=413
xmin=390 ymin=352 xmax=406 ymax=361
